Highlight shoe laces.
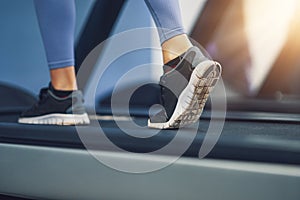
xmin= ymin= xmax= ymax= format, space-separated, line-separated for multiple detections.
xmin=38 ymin=88 xmax=49 ymax=102
xmin=30 ymin=88 xmax=48 ymax=109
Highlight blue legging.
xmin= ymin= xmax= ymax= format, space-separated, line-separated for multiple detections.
xmin=34 ymin=0 xmax=186 ymax=70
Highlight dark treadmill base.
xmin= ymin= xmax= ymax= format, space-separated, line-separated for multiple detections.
xmin=0 ymin=194 xmax=33 ymax=200
xmin=0 ymin=113 xmax=299 ymax=165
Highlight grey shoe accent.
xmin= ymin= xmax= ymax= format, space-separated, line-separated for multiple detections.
xmin=66 ymin=90 xmax=87 ymax=115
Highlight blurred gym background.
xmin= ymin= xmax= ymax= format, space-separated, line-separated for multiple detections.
xmin=0 ymin=0 xmax=299 ymax=108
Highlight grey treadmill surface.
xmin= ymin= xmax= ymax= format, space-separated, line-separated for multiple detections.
xmin=0 ymin=142 xmax=299 ymax=200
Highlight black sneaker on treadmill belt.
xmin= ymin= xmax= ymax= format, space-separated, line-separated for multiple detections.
xmin=148 ymin=46 xmax=222 ymax=129
xmin=18 ymin=87 xmax=90 ymax=125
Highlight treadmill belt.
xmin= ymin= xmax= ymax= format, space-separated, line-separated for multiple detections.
xmin=0 ymin=115 xmax=299 ymax=165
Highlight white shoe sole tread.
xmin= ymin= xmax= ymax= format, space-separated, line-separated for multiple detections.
xmin=18 ymin=113 xmax=90 ymax=126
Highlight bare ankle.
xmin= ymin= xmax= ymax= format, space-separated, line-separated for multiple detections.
xmin=162 ymin=34 xmax=193 ymax=63
xmin=50 ymin=66 xmax=78 ymax=91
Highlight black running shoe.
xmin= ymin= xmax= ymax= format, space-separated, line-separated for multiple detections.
xmin=148 ymin=46 xmax=222 ymax=129
xmin=18 ymin=87 xmax=90 ymax=125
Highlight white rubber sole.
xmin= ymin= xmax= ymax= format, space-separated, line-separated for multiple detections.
xmin=18 ymin=113 xmax=90 ymax=126
xmin=148 ymin=60 xmax=222 ymax=129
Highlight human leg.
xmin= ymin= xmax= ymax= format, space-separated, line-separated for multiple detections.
xmin=144 ymin=0 xmax=193 ymax=63
xmin=145 ymin=0 xmax=222 ymax=129
xmin=34 ymin=0 xmax=77 ymax=91
xmin=18 ymin=0 xmax=89 ymax=125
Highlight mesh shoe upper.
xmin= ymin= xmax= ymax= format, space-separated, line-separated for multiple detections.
xmin=20 ymin=88 xmax=87 ymax=118
xmin=150 ymin=47 xmax=206 ymax=123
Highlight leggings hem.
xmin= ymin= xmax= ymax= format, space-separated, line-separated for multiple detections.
xmin=159 ymin=27 xmax=186 ymax=44
xmin=49 ymin=60 xmax=75 ymax=70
